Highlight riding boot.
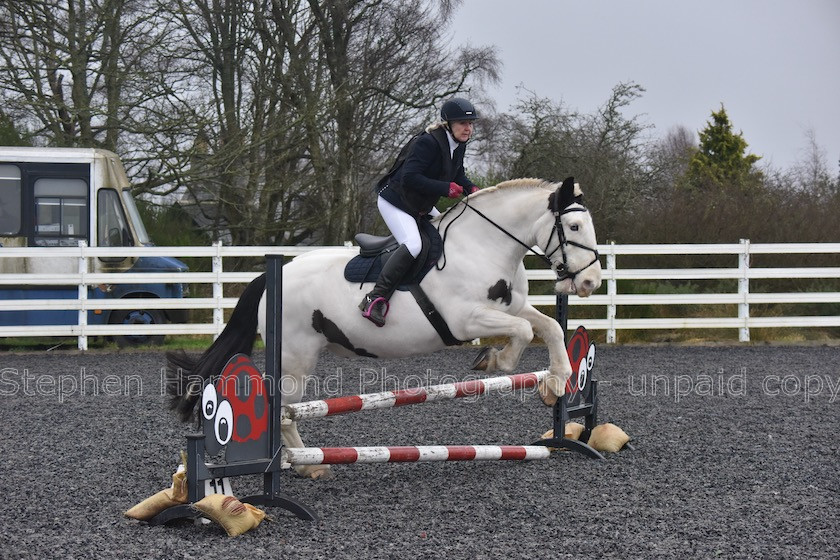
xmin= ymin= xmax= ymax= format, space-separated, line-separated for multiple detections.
xmin=359 ymin=244 xmax=416 ymax=327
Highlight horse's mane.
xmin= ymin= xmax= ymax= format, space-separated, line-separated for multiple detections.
xmin=430 ymin=178 xmax=555 ymax=226
xmin=469 ymin=177 xmax=584 ymax=201
xmin=431 ymin=177 xmax=579 ymax=225
xmin=468 ymin=177 xmax=555 ymax=199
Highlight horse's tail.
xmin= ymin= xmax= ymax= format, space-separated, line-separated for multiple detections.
xmin=165 ymin=273 xmax=267 ymax=422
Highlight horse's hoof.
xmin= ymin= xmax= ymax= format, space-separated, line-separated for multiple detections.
xmin=308 ymin=466 xmax=335 ymax=480
xmin=538 ymin=381 xmax=559 ymax=407
xmin=471 ymin=346 xmax=492 ymax=370
xmin=295 ymin=465 xmax=335 ymax=480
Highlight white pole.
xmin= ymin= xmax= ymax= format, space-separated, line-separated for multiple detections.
xmin=739 ymin=239 xmax=750 ymax=342
xmin=77 ymin=241 xmax=88 ymax=351
xmin=607 ymin=241 xmax=617 ymax=344
xmin=213 ymin=240 xmax=224 ymax=338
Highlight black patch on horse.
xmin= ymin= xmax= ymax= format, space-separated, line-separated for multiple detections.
xmin=311 ymin=310 xmax=377 ymax=358
xmin=487 ymin=279 xmax=512 ymax=305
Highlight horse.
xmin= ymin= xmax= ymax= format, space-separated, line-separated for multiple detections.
xmin=166 ymin=177 xmax=602 ymax=479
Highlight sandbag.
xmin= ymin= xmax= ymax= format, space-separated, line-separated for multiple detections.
xmin=125 ymin=466 xmax=188 ymax=521
xmin=587 ymin=423 xmax=630 ymax=453
xmin=539 ymin=421 xmax=586 ymax=451
xmin=539 ymin=421 xmax=585 ymax=443
xmin=192 ymin=494 xmax=266 ymax=537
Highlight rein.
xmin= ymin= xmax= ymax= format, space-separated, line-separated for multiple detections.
xmin=437 ymin=194 xmax=600 ymax=282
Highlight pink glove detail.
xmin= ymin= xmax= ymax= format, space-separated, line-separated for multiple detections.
xmin=448 ymin=182 xmax=464 ymax=198
xmin=468 ymin=186 xmax=480 ymax=194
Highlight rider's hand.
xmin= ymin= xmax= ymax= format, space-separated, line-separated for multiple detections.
xmin=468 ymin=186 xmax=480 ymax=195
xmin=448 ymin=183 xmax=464 ymax=198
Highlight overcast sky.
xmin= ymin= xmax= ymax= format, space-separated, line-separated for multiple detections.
xmin=451 ymin=0 xmax=840 ymax=171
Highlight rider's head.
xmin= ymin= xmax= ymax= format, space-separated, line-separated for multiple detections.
xmin=440 ymin=98 xmax=478 ymax=143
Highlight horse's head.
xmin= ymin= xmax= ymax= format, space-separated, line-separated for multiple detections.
xmin=544 ymin=177 xmax=602 ymax=297
xmin=444 ymin=177 xmax=601 ymax=297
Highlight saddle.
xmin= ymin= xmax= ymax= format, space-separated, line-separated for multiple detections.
xmin=344 ymin=217 xmax=442 ymax=289
xmin=344 ymin=218 xmax=462 ymax=346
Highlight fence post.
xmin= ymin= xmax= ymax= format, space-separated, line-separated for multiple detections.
xmin=264 ymin=254 xmax=283 ymax=498
xmin=77 ymin=241 xmax=88 ymax=351
xmin=606 ymin=241 xmax=617 ymax=344
xmin=213 ymin=240 xmax=224 ymax=338
xmin=739 ymin=239 xmax=750 ymax=342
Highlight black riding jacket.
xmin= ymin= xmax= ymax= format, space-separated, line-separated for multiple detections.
xmin=379 ymin=127 xmax=475 ymax=216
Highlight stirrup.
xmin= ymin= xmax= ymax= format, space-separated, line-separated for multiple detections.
xmin=359 ymin=295 xmax=389 ymax=327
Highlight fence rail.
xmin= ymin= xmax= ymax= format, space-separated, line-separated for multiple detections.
xmin=2 ymin=240 xmax=839 ymax=349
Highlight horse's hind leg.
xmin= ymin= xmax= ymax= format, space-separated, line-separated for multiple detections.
xmin=279 ymin=344 xmax=334 ymax=480
xmin=281 ymin=421 xmax=333 ymax=480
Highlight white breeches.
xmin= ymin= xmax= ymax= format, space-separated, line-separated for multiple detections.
xmin=377 ymin=196 xmax=439 ymax=258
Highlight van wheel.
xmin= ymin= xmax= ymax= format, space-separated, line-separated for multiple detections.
xmin=110 ymin=309 xmax=166 ymax=348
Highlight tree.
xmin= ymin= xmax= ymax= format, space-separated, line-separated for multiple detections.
xmin=492 ymin=82 xmax=654 ymax=240
xmin=640 ymin=106 xmax=783 ymax=244
xmin=685 ymin=105 xmax=762 ymax=192
xmin=646 ymin=125 xmax=696 ymax=192
xmin=759 ymin=129 xmax=840 ymax=244
xmin=139 ymin=0 xmax=499 ymax=246
xmin=0 ymin=109 xmax=28 ymax=146
xmin=0 ymin=0 xmax=167 ymax=151
xmin=790 ymin=129 xmax=837 ymax=200
xmin=0 ymin=0 xmax=499 ymax=248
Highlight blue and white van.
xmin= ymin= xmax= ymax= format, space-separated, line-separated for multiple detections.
xmin=0 ymin=147 xmax=188 ymax=346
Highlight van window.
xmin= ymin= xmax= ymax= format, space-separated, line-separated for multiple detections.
xmin=98 ymin=188 xmax=133 ymax=249
xmin=33 ymin=178 xmax=88 ymax=247
xmin=121 ymin=190 xmax=151 ymax=245
xmin=0 ymin=165 xmax=22 ymax=235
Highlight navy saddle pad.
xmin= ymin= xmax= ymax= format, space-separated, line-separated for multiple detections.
xmin=344 ymin=218 xmax=442 ymax=288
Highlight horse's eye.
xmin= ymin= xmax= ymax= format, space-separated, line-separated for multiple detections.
xmin=570 ymin=224 xmax=579 ymax=232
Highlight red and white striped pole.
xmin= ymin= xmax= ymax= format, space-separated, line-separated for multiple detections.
xmin=281 ymin=445 xmax=552 ymax=467
xmin=281 ymin=370 xmax=548 ymax=422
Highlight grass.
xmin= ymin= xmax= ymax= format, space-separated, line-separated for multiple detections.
xmin=0 ymin=334 xmax=264 ymax=353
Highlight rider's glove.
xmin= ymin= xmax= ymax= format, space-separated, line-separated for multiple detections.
xmin=468 ymin=186 xmax=480 ymax=195
xmin=448 ymin=183 xmax=464 ymax=198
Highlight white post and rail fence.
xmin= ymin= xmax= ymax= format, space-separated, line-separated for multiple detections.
xmin=1 ymin=240 xmax=839 ymax=350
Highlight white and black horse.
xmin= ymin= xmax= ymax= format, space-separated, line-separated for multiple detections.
xmin=167 ymin=177 xmax=602 ymax=478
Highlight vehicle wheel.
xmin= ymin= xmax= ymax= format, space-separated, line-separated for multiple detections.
xmin=109 ymin=308 xmax=166 ymax=348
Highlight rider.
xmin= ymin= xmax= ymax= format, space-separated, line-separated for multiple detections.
xmin=359 ymin=97 xmax=481 ymax=327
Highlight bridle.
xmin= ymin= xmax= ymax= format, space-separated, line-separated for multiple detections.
xmin=438 ymin=195 xmax=600 ymax=283
xmin=542 ymin=204 xmax=601 ymax=282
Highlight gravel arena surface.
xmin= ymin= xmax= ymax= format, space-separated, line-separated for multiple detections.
xmin=1 ymin=343 xmax=839 ymax=559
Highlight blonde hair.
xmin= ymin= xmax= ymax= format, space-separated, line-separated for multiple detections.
xmin=425 ymin=121 xmax=448 ymax=133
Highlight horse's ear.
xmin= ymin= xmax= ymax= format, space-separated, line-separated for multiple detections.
xmin=559 ymin=177 xmax=575 ymax=206
xmin=549 ymin=176 xmax=577 ymax=212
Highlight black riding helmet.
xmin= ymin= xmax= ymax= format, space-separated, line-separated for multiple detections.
xmin=440 ymin=98 xmax=479 ymax=122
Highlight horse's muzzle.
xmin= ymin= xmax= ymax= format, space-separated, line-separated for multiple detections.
xmin=555 ymin=274 xmax=601 ymax=297
xmin=575 ymin=277 xmax=600 ymax=297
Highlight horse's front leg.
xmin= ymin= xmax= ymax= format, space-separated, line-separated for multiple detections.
xmin=468 ymin=306 xmax=534 ymax=374
xmin=516 ymin=304 xmax=571 ymax=406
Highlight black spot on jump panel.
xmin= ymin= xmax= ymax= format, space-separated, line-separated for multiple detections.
xmin=236 ymin=415 xmax=252 ymax=440
xmin=487 ymin=279 xmax=512 ymax=305
xmin=311 ymin=310 xmax=378 ymax=358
